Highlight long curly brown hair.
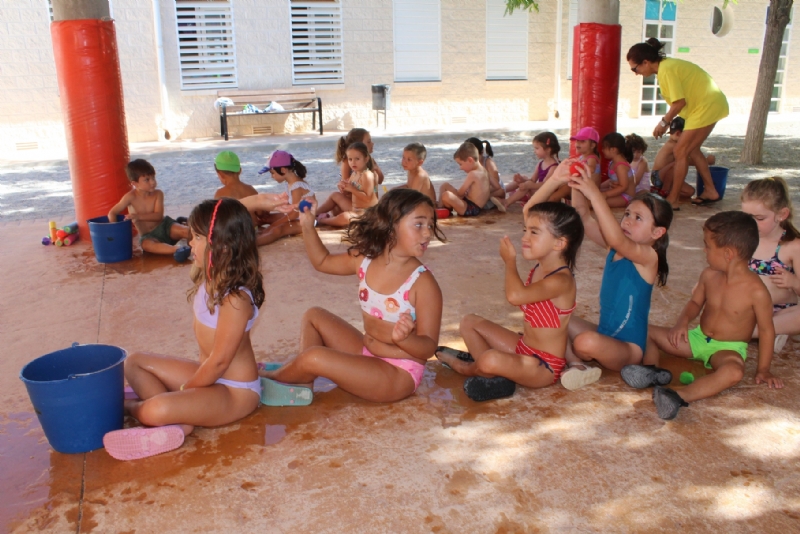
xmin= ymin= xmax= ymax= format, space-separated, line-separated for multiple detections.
xmin=344 ymin=189 xmax=445 ymax=258
xmin=187 ymin=198 xmax=265 ymax=312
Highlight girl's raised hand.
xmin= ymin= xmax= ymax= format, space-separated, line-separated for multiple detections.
xmin=499 ymin=235 xmax=517 ymax=263
xmin=391 ymin=311 xmax=416 ymax=344
xmin=550 ymin=158 xmax=578 ymax=184
xmin=567 ymin=163 xmax=602 ymax=201
xmin=297 ymin=197 xmax=318 ymax=227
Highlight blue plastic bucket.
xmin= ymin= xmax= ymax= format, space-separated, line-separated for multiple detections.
xmin=19 ymin=344 xmax=126 ymax=454
xmin=696 ymin=166 xmax=729 ymax=199
xmin=87 ymin=215 xmax=132 ymax=263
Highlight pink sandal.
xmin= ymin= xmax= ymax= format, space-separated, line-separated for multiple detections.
xmin=103 ymin=426 xmax=185 ymax=461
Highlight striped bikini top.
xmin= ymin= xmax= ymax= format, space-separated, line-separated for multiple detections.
xmin=579 ymin=154 xmax=601 ymax=175
xmin=520 ymin=265 xmax=576 ymax=328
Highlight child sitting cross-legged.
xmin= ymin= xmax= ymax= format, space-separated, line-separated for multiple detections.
xmin=108 ymin=158 xmax=191 ymax=262
xmin=259 ymin=189 xmax=444 ymax=403
xmin=316 ymin=142 xmax=378 ymax=227
xmin=622 ymin=211 xmax=783 ymax=420
xmin=438 ymin=142 xmax=493 ymax=217
xmin=394 ymin=142 xmax=436 ymax=203
xmin=435 ymin=201 xmax=583 ymax=401
xmin=529 ymin=160 xmax=673 ymax=390
xmin=102 ymin=197 xmax=286 ymax=460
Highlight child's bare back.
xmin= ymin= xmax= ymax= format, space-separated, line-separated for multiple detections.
xmin=215 ymin=181 xmax=258 ymax=200
xmin=407 ymin=167 xmax=435 ymax=203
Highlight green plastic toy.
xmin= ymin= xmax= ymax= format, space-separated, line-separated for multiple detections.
xmin=679 ymin=371 xmax=695 ymax=385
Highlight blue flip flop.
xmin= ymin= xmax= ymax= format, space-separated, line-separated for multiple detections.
xmin=260 ymin=378 xmax=313 ymax=407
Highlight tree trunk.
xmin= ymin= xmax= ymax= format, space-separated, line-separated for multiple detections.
xmin=740 ymin=0 xmax=793 ymax=164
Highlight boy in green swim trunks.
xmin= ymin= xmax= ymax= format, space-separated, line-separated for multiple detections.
xmin=622 ymin=211 xmax=783 ymax=419
xmin=108 ymin=159 xmax=191 ymax=262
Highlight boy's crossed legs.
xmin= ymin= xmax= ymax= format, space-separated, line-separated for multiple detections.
xmin=634 ymin=325 xmax=746 ymax=419
xmin=439 ymin=183 xmax=480 ymax=216
xmin=141 ymin=218 xmax=190 ymax=258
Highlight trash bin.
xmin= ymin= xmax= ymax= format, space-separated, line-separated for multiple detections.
xmin=371 ymin=84 xmax=391 ymax=111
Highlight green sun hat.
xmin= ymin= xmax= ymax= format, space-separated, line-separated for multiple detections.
xmin=215 ymin=151 xmax=241 ymax=172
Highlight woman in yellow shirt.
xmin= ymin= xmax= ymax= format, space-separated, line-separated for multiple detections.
xmin=627 ymin=38 xmax=729 ymax=210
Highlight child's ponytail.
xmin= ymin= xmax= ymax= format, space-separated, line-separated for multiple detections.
xmin=336 ymin=128 xmax=370 ymax=163
xmin=290 ymin=157 xmax=307 ymax=179
xmin=634 ymin=192 xmax=673 ymax=287
xmin=533 ymin=132 xmax=561 ymax=158
xmin=483 ymin=140 xmax=494 ymax=158
xmin=742 ymin=176 xmax=800 ymax=242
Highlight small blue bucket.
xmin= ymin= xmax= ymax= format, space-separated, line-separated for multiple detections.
xmin=88 ymin=215 xmax=132 ymax=263
xmin=696 ymin=166 xmax=729 ymax=199
xmin=19 ymin=344 xmax=126 ymax=454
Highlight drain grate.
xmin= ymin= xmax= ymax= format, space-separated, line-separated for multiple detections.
xmin=252 ymin=125 xmax=273 ymax=135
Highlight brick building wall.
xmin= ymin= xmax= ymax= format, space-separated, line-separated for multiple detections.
xmin=0 ymin=0 xmax=795 ymax=151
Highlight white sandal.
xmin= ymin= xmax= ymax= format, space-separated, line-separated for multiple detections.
xmin=560 ymin=362 xmax=601 ymax=391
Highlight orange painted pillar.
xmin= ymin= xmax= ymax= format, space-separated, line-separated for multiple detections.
xmin=51 ymin=1 xmax=129 ymax=238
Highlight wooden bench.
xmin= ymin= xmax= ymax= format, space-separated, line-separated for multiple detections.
xmin=216 ymin=88 xmax=323 ymax=140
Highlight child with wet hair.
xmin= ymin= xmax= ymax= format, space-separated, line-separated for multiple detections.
xmin=102 ymin=197 xmax=287 ymax=460
xmin=259 ymin=189 xmax=445 ymax=403
xmin=395 ymin=142 xmax=436 ymax=202
xmin=438 ymin=142 xmax=492 ymax=217
xmin=436 ymin=201 xmax=583 ymax=401
xmin=624 ymin=211 xmax=782 ymax=420
xmin=742 ymin=177 xmax=800 ymax=354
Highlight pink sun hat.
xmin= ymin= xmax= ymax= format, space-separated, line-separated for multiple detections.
xmin=258 ymin=150 xmax=294 ymax=174
xmin=570 ymin=127 xmax=600 ymax=143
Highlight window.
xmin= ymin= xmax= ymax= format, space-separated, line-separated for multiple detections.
xmin=567 ymin=0 xmax=578 ymax=80
xmin=486 ymin=0 xmax=528 ymax=80
xmin=175 ymin=0 xmax=237 ymax=90
xmin=641 ymin=0 xmax=676 ymax=116
xmin=393 ymin=0 xmax=441 ymax=82
xmin=290 ymin=0 xmax=344 ymax=85
xmin=770 ymin=7 xmax=793 ymax=112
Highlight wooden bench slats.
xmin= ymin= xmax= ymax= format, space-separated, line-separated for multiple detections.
xmin=217 ymin=88 xmax=322 ymax=139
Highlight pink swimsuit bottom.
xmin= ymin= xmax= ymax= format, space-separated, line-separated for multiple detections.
xmin=361 ymin=346 xmax=425 ymax=391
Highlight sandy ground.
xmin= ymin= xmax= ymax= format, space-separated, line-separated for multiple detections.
xmin=1 ymin=116 xmax=799 ymax=222
xmin=2 ymin=119 xmax=800 ymax=533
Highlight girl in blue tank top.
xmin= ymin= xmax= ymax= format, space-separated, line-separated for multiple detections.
xmin=526 ymin=160 xmax=673 ymax=390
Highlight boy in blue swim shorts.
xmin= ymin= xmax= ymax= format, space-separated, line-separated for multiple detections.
xmin=621 ymin=211 xmax=783 ymax=419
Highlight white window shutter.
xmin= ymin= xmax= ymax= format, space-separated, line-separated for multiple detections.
xmin=394 ymin=0 xmax=441 ymax=82
xmin=566 ymin=0 xmax=578 ymax=80
xmin=290 ymin=0 xmax=344 ymax=85
xmin=486 ymin=0 xmax=528 ymax=80
xmin=175 ymin=1 xmax=237 ymax=90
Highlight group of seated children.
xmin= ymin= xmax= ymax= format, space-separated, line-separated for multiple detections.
xmin=100 ymin=126 xmax=793 ymax=461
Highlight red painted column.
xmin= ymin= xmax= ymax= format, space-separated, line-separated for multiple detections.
xmin=51 ymin=5 xmax=129 ymax=237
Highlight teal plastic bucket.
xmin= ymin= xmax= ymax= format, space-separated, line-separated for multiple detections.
xmin=696 ymin=166 xmax=729 ymax=199
xmin=87 ymin=215 xmax=132 ymax=263
xmin=19 ymin=344 xmax=126 ymax=454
